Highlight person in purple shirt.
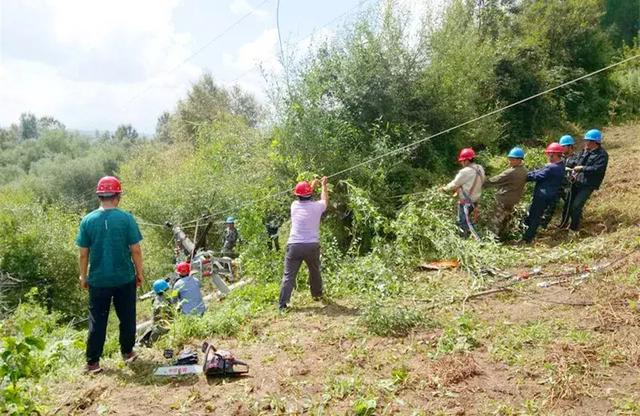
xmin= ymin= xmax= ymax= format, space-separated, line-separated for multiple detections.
xmin=278 ymin=176 xmax=329 ymax=311
xmin=523 ymin=143 xmax=565 ymax=243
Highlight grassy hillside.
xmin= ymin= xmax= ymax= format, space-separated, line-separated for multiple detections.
xmin=35 ymin=122 xmax=640 ymax=415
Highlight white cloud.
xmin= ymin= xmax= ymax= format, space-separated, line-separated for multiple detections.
xmin=224 ymin=28 xmax=280 ymax=73
xmin=229 ymin=0 xmax=269 ymax=21
xmin=0 ymin=0 xmax=201 ymax=132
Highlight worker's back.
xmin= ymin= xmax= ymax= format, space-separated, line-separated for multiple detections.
xmin=76 ymin=207 xmax=142 ymax=287
xmin=174 ymin=275 xmax=206 ymax=316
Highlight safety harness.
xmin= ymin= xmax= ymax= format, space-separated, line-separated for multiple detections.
xmin=458 ymin=165 xmax=484 ymax=240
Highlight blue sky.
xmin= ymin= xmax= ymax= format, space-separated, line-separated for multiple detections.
xmin=0 ymin=0 xmax=392 ymax=133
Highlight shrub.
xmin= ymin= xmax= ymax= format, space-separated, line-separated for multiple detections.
xmin=0 ymin=195 xmax=85 ymax=317
xmin=433 ymin=312 xmax=480 ymax=357
xmin=359 ymin=302 xmax=425 ymax=336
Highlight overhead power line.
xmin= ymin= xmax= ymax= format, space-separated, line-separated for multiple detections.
xmin=124 ymin=0 xmax=272 ymax=107
xmin=176 ymin=53 xmax=640 ymax=226
xmin=226 ymin=0 xmax=374 ymax=86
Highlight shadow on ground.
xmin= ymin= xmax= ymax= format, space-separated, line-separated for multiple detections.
xmin=103 ymin=358 xmax=200 ymax=386
xmin=292 ymin=300 xmax=359 ymax=317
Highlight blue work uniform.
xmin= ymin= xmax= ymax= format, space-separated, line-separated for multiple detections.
xmin=560 ymin=146 xmax=608 ymax=230
xmin=523 ymin=161 xmax=565 ymax=242
xmin=173 ymin=275 xmax=206 ymax=316
xmin=541 ymin=151 xmax=581 ymax=228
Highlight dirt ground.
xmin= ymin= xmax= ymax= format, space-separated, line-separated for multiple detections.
xmin=50 ymin=123 xmax=640 ymax=415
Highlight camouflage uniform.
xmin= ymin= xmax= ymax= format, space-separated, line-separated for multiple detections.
xmin=139 ymin=293 xmax=174 ymax=347
xmin=484 ymin=164 xmax=528 ymax=239
xmin=489 ymin=201 xmax=514 ymax=239
xmin=222 ymin=227 xmax=239 ymax=257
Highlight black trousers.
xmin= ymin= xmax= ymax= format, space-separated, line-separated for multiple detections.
xmin=561 ymin=185 xmax=595 ymax=230
xmin=86 ymin=281 xmax=137 ymax=364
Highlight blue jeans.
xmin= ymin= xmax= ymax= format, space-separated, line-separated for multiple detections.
xmin=86 ymin=281 xmax=137 ymax=364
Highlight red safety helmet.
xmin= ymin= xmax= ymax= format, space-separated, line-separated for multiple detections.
xmin=544 ymin=142 xmax=564 ymax=154
xmin=294 ymin=181 xmax=313 ymax=197
xmin=458 ymin=148 xmax=476 ymax=161
xmin=175 ymin=261 xmax=191 ymax=276
xmin=96 ymin=176 xmax=122 ymax=195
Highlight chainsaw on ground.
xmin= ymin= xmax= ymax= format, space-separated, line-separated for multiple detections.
xmin=202 ymin=341 xmax=249 ymax=377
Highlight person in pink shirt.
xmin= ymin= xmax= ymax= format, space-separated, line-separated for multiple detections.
xmin=278 ymin=176 xmax=329 ymax=311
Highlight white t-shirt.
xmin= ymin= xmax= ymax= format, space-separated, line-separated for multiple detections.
xmin=445 ymin=163 xmax=485 ymax=202
xmin=287 ymin=200 xmax=327 ymax=244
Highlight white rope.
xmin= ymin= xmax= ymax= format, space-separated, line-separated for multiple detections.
xmin=176 ymin=54 xmax=640 ymax=226
xmin=328 ymin=54 xmax=640 ymax=179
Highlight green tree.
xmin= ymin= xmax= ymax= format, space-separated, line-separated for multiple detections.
xmin=602 ymin=0 xmax=640 ymax=47
xmin=155 ymin=111 xmax=172 ymax=143
xmin=170 ymin=73 xmax=261 ymax=144
xmin=18 ymin=113 xmax=38 ymax=140
xmin=113 ymin=124 xmax=139 ymax=142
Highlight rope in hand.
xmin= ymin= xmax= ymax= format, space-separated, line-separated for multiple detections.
xmin=169 ymin=54 xmax=640 ymax=227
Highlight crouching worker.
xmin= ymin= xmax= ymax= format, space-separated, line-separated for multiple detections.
xmin=441 ymin=148 xmax=485 ymax=239
xmin=173 ymin=261 xmax=206 ymax=316
xmin=484 ymin=147 xmax=528 ymax=240
xmin=138 ymin=279 xmax=175 ymax=347
xmin=221 ymin=217 xmax=239 ymax=258
xmin=522 ymin=143 xmax=565 ymax=243
xmin=278 ymin=176 xmax=329 ymax=311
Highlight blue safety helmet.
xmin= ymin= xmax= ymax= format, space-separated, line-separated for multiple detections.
xmin=559 ymin=135 xmax=575 ymax=147
xmin=226 ymin=216 xmax=235 ymax=224
xmin=153 ymin=279 xmax=169 ymax=294
xmin=507 ymin=147 xmax=525 ymax=159
xmin=584 ymin=129 xmax=602 ymax=143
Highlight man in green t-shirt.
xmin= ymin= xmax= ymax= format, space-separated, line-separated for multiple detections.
xmin=76 ymin=176 xmax=144 ymax=374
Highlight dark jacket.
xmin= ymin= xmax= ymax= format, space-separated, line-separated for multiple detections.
xmin=527 ymin=161 xmax=565 ymax=200
xmin=564 ymin=152 xmax=581 ymax=169
xmin=573 ymin=146 xmax=608 ymax=189
xmin=485 ymin=165 xmax=528 ymax=207
xmin=222 ymin=227 xmax=239 ymax=251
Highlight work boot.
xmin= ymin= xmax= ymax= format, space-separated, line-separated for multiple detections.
xmin=84 ymin=362 xmax=103 ymax=375
xmin=122 ymin=351 xmax=138 ymax=364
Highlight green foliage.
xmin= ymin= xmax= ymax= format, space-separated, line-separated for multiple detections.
xmin=433 ymin=312 xmax=480 ymax=357
xmin=489 ymin=320 xmax=556 ymax=366
xmin=329 ymin=253 xmax=400 ymax=297
xmin=609 ymin=43 xmax=640 ymax=120
xmin=0 ymin=299 xmax=84 ymax=415
xmin=0 ymin=117 xmax=130 ymax=211
xmin=0 ymin=327 xmax=45 ymax=385
xmin=615 ymin=397 xmax=640 ymax=415
xmin=161 ymin=283 xmax=279 ymax=347
xmin=352 ymin=397 xmax=377 ymax=416
xmin=359 ymin=302 xmax=425 ymax=337
xmin=163 ymin=73 xmax=262 ymax=144
xmin=0 ymin=311 xmax=45 ymax=415
xmin=0 ymin=196 xmax=85 ymax=317
xmin=391 ymin=189 xmax=517 ymax=273
xmin=113 ymin=124 xmax=139 ymax=142
xmin=602 ymin=0 xmax=640 ymax=48
xmin=324 ymin=376 xmax=363 ymax=400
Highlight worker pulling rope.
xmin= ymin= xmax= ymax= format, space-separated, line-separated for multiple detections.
xmin=174 ymin=54 xmax=640 ymax=228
